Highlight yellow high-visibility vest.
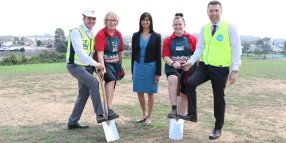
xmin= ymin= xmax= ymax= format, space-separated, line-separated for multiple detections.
xmin=202 ymin=21 xmax=231 ymax=67
xmin=66 ymin=25 xmax=95 ymax=66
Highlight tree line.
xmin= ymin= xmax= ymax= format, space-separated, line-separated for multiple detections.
xmin=242 ymin=37 xmax=286 ymax=58
xmin=3 ymin=28 xmax=286 ymax=66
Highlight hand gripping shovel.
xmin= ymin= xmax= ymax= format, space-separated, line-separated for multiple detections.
xmin=169 ymin=70 xmax=185 ymax=140
xmin=96 ymin=69 xmax=119 ymax=142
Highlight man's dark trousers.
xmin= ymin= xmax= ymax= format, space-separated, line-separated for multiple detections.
xmin=186 ymin=62 xmax=229 ymax=129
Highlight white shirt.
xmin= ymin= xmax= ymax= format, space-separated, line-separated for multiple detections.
xmin=69 ymin=24 xmax=97 ymax=66
xmin=190 ymin=20 xmax=242 ymax=71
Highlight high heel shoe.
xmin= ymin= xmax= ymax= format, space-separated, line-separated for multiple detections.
xmin=136 ymin=117 xmax=147 ymax=123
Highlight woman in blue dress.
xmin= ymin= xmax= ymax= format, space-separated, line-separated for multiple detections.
xmin=131 ymin=12 xmax=161 ymax=126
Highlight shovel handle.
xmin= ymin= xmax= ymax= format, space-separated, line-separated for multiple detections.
xmin=175 ymin=70 xmax=184 ymax=97
xmin=96 ymin=68 xmax=108 ymax=116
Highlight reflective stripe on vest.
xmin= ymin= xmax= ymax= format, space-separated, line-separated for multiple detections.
xmin=66 ymin=25 xmax=95 ymax=66
xmin=202 ymin=21 xmax=231 ymax=67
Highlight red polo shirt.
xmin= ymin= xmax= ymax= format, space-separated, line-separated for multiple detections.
xmin=95 ymin=27 xmax=124 ymax=52
xmin=162 ymin=31 xmax=197 ymax=58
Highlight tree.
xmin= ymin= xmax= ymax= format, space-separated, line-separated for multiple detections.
xmin=14 ymin=37 xmax=19 ymax=44
xmin=20 ymin=36 xmax=26 ymax=42
xmin=242 ymin=40 xmax=250 ymax=53
xmin=261 ymin=37 xmax=271 ymax=57
xmin=124 ymin=44 xmax=130 ymax=50
xmin=20 ymin=47 xmax=25 ymax=53
xmin=54 ymin=28 xmax=67 ymax=53
xmin=284 ymin=41 xmax=286 ymax=55
xmin=36 ymin=40 xmax=42 ymax=46
xmin=47 ymin=44 xmax=53 ymax=48
xmin=256 ymin=37 xmax=271 ymax=58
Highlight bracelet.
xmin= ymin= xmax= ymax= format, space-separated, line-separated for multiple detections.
xmin=171 ymin=61 xmax=176 ymax=67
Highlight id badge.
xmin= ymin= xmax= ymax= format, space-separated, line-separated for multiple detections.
xmin=83 ymin=43 xmax=88 ymax=50
xmin=176 ymin=46 xmax=184 ymax=51
xmin=83 ymin=40 xmax=89 ymax=49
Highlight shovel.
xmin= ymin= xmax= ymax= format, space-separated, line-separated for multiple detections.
xmin=96 ymin=69 xmax=120 ymax=142
xmin=169 ymin=70 xmax=185 ymax=140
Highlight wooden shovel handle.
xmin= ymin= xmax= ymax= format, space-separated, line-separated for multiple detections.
xmin=175 ymin=70 xmax=184 ymax=97
xmin=96 ymin=68 xmax=108 ymax=115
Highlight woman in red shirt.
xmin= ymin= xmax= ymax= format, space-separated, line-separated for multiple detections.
xmin=162 ymin=13 xmax=199 ymax=119
xmin=94 ymin=12 xmax=124 ymax=120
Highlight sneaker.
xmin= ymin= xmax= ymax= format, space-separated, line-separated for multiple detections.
xmin=108 ymin=109 xmax=119 ymax=120
xmin=167 ymin=110 xmax=177 ymax=119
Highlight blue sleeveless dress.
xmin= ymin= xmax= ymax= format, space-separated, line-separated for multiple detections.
xmin=133 ymin=34 xmax=158 ymax=93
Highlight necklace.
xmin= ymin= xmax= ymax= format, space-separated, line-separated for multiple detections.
xmin=142 ymin=32 xmax=150 ymax=41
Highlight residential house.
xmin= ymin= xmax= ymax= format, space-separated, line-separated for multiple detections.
xmin=0 ymin=36 xmax=13 ymax=47
xmin=41 ymin=39 xmax=55 ymax=48
xmin=248 ymin=45 xmax=259 ymax=52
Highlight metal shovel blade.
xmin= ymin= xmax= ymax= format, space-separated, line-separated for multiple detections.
xmin=169 ymin=118 xmax=185 ymax=140
xmin=102 ymin=120 xmax=119 ymax=142
xmin=96 ymin=69 xmax=120 ymax=142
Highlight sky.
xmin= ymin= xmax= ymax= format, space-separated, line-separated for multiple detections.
xmin=0 ymin=0 xmax=285 ymax=39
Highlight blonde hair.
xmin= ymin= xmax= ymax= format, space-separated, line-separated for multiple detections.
xmin=104 ymin=11 xmax=120 ymax=26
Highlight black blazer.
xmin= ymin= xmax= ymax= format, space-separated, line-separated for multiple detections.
xmin=131 ymin=32 xmax=161 ymax=76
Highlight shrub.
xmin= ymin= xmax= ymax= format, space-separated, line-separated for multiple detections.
xmin=0 ymin=50 xmax=65 ymax=66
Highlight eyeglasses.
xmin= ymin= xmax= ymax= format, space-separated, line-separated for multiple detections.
xmin=107 ymin=19 xmax=118 ymax=23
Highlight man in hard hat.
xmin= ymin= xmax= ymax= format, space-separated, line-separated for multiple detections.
xmin=66 ymin=8 xmax=108 ymax=129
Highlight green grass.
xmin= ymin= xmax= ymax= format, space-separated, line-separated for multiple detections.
xmin=0 ymin=59 xmax=132 ymax=77
xmin=239 ymin=56 xmax=286 ymax=79
xmin=1 ymin=57 xmax=286 ymax=142
xmin=226 ymin=91 xmax=285 ymax=107
xmin=0 ymin=63 xmax=67 ymax=77
xmin=1 ymin=57 xmax=286 ymax=80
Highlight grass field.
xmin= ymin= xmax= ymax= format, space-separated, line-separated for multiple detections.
xmin=0 ymin=57 xmax=285 ymax=143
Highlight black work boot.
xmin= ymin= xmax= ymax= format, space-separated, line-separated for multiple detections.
xmin=167 ymin=110 xmax=177 ymax=119
xmin=97 ymin=115 xmax=108 ymax=123
xmin=183 ymin=113 xmax=197 ymax=122
xmin=108 ymin=108 xmax=119 ymax=120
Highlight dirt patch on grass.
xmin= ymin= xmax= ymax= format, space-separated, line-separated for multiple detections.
xmin=0 ymin=72 xmax=285 ymax=142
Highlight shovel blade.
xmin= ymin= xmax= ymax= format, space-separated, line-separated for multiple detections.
xmin=102 ymin=120 xmax=120 ymax=142
xmin=169 ymin=119 xmax=184 ymax=140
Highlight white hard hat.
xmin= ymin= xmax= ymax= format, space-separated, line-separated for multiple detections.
xmin=82 ymin=8 xmax=96 ymax=18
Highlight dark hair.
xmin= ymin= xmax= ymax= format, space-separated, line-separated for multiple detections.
xmin=208 ymin=0 xmax=222 ymax=10
xmin=173 ymin=13 xmax=185 ymax=23
xmin=139 ymin=12 xmax=154 ymax=33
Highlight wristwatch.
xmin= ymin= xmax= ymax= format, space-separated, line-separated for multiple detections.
xmin=171 ymin=61 xmax=176 ymax=67
xmin=232 ymin=70 xmax=239 ymax=73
